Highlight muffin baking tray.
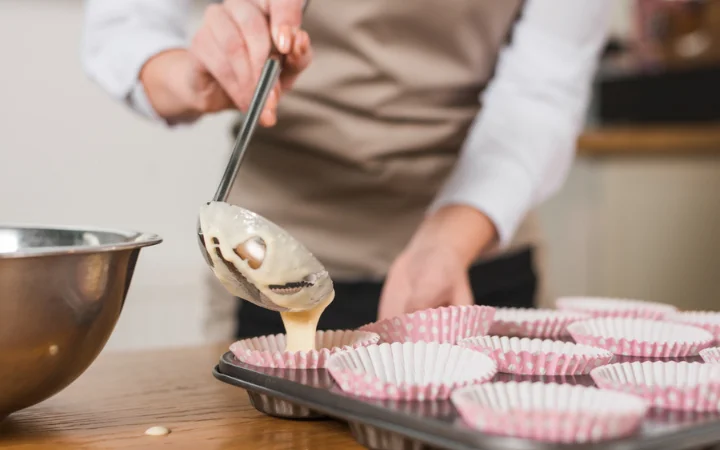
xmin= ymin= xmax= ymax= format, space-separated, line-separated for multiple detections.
xmin=213 ymin=352 xmax=720 ymax=450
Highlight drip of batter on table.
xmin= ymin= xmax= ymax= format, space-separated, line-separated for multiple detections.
xmin=199 ymin=202 xmax=335 ymax=351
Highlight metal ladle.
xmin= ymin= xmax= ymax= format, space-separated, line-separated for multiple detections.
xmin=197 ymin=1 xmax=332 ymax=312
xmin=197 ymin=44 xmax=283 ymax=267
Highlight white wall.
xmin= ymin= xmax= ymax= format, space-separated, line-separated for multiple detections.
xmin=538 ymin=155 xmax=720 ymax=312
xmin=0 ymin=0 xmax=235 ymax=350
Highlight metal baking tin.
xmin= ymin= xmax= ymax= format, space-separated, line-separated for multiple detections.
xmin=213 ymin=352 xmax=720 ymax=450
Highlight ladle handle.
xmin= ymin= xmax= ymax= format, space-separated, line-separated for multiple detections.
xmin=212 ymin=0 xmax=310 ymax=203
xmin=213 ymin=57 xmax=281 ymax=202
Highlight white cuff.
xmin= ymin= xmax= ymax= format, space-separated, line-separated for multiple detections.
xmin=430 ymin=151 xmax=534 ymax=248
xmin=83 ymin=30 xmax=186 ymax=120
xmin=128 ymin=79 xmax=163 ymax=121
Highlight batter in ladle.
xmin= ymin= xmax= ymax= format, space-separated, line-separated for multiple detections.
xmin=199 ymin=201 xmax=334 ymax=351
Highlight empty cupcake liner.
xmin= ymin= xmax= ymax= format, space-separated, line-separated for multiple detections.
xmin=591 ymin=361 xmax=720 ymax=412
xmin=359 ymin=305 xmax=495 ymax=344
xmin=451 ymin=382 xmax=648 ymax=443
xmin=567 ymin=318 xmax=713 ymax=357
xmin=459 ymin=336 xmax=614 ymax=376
xmin=701 ymin=347 xmax=720 ymax=364
xmin=229 ymin=329 xmax=380 ymax=369
xmin=488 ymin=308 xmax=589 ymax=339
xmin=668 ymin=311 xmax=720 ymax=341
xmin=556 ymin=296 xmax=677 ymax=320
xmin=326 ymin=342 xmax=497 ymax=400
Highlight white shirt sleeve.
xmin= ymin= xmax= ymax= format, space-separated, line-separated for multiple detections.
xmin=431 ymin=0 xmax=611 ymax=246
xmin=81 ymin=0 xmax=192 ymax=120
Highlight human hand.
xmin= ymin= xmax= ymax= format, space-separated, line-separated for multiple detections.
xmin=377 ymin=205 xmax=497 ymax=320
xmin=140 ymin=0 xmax=312 ymax=125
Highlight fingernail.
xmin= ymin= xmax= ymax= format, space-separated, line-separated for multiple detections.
xmin=274 ymin=25 xmax=293 ymax=54
xmin=261 ymin=108 xmax=276 ymax=127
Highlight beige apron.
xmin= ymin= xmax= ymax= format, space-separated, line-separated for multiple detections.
xmin=205 ymin=0 xmax=551 ymax=340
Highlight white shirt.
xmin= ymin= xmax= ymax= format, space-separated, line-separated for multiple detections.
xmin=81 ymin=0 xmax=610 ymax=246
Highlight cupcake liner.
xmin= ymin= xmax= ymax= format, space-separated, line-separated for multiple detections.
xmin=451 ymin=382 xmax=648 ymax=443
xmin=567 ymin=318 xmax=713 ymax=357
xmin=359 ymin=305 xmax=495 ymax=344
xmin=326 ymin=342 xmax=497 ymax=400
xmin=459 ymin=336 xmax=613 ymax=376
xmin=229 ymin=329 xmax=379 ymax=369
xmin=556 ymin=296 xmax=677 ymax=320
xmin=591 ymin=361 xmax=720 ymax=412
xmin=700 ymin=347 xmax=720 ymax=364
xmin=668 ymin=311 xmax=720 ymax=341
xmin=488 ymin=308 xmax=589 ymax=339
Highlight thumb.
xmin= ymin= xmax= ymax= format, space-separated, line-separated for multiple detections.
xmin=269 ymin=0 xmax=304 ymax=54
xmin=451 ymin=279 xmax=474 ymax=307
xmin=377 ymin=289 xmax=406 ymax=321
xmin=377 ymin=274 xmax=411 ymax=321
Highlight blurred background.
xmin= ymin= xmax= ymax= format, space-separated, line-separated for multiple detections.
xmin=0 ymin=0 xmax=718 ymax=351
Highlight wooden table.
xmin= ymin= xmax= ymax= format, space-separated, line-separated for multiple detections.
xmin=0 ymin=345 xmax=362 ymax=449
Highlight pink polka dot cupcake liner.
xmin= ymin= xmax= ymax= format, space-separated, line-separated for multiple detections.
xmin=488 ymin=307 xmax=589 ymax=339
xmin=229 ymin=329 xmax=380 ymax=369
xmin=591 ymin=361 xmax=720 ymax=412
xmin=451 ymin=382 xmax=648 ymax=443
xmin=700 ymin=347 xmax=720 ymax=364
xmin=359 ymin=305 xmax=495 ymax=344
xmin=567 ymin=318 xmax=713 ymax=357
xmin=459 ymin=335 xmax=613 ymax=376
xmin=326 ymin=342 xmax=497 ymax=400
xmin=667 ymin=311 xmax=720 ymax=341
xmin=556 ymin=296 xmax=677 ymax=320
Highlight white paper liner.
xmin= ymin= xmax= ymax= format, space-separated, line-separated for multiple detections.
xmin=668 ymin=311 xmax=720 ymax=341
xmin=591 ymin=361 xmax=720 ymax=411
xmin=566 ymin=318 xmax=713 ymax=357
xmin=326 ymin=342 xmax=497 ymax=400
xmin=488 ymin=308 xmax=589 ymax=339
xmin=229 ymin=329 xmax=380 ymax=369
xmin=556 ymin=296 xmax=677 ymax=319
xmin=700 ymin=347 xmax=720 ymax=364
xmin=459 ymin=336 xmax=613 ymax=375
xmin=451 ymin=382 xmax=648 ymax=443
xmin=359 ymin=305 xmax=495 ymax=344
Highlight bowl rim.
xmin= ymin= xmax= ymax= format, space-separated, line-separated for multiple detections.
xmin=0 ymin=223 xmax=162 ymax=259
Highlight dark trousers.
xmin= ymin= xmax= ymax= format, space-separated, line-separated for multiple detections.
xmin=235 ymin=247 xmax=537 ymax=339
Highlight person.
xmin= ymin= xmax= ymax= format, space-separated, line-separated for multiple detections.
xmin=82 ymin=0 xmax=611 ymax=339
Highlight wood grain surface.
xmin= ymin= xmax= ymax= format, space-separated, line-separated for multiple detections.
xmin=0 ymin=345 xmax=362 ymax=449
xmin=578 ymin=123 xmax=720 ymax=155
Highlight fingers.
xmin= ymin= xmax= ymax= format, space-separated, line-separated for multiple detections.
xmin=378 ymin=294 xmax=406 ymax=321
xmin=451 ymin=279 xmax=474 ymax=307
xmin=244 ymin=0 xmax=303 ymax=54
xmin=269 ymin=0 xmax=304 ymax=54
xmin=263 ymin=29 xmax=311 ymax=124
xmin=191 ymin=0 xmax=307 ymax=123
xmin=187 ymin=53 xmax=236 ymax=113
xmin=190 ymin=4 xmax=259 ymax=111
xmin=280 ymin=29 xmax=312 ymax=90
xmin=259 ymin=83 xmax=281 ymax=126
xmin=224 ymin=0 xmax=272 ymax=81
xmin=205 ymin=5 xmax=253 ymax=109
xmin=377 ymin=271 xmax=412 ymax=321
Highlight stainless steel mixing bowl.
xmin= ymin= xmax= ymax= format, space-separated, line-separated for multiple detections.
xmin=0 ymin=225 xmax=161 ymax=418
